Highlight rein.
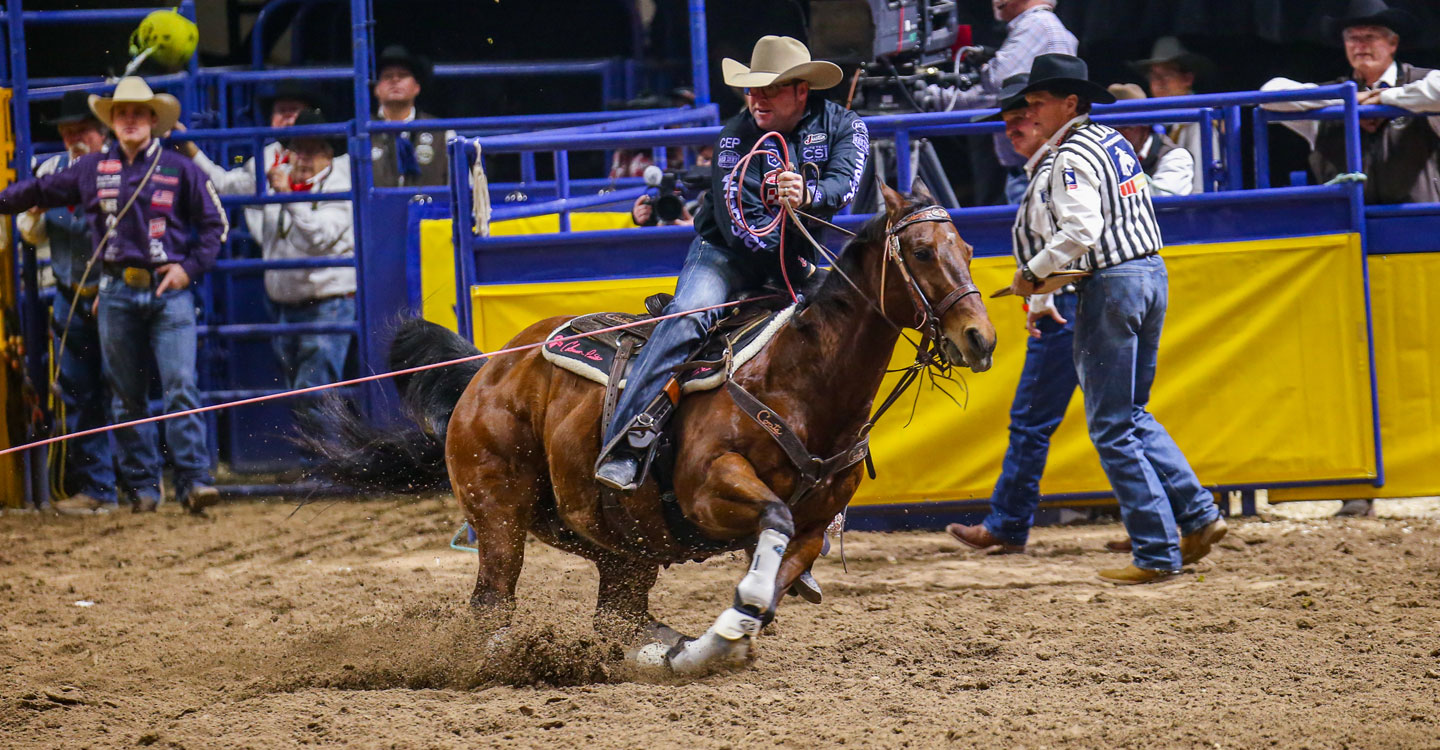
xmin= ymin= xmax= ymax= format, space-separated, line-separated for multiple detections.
xmin=728 ymin=203 xmax=982 ymax=507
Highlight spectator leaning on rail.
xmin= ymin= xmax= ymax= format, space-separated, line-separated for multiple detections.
xmin=947 ymin=73 xmax=1083 ymax=554
xmin=1106 ymin=84 xmax=1196 ymax=198
xmin=178 ymin=81 xmax=323 ymax=244
xmin=595 ymin=35 xmax=867 ymax=491
xmin=0 ymin=77 xmax=228 ymax=515
xmin=185 ymin=108 xmax=355 ymax=413
xmin=370 ymin=45 xmax=450 ymax=188
xmin=1261 ymin=0 xmax=1431 ymax=519
xmin=1005 ymin=54 xmax=1226 ymax=584
xmin=1126 ymin=37 xmax=1217 ymax=194
xmin=923 ymin=0 xmax=1076 ymax=204
xmin=16 ymin=91 xmax=117 ymax=515
xmin=1262 ymin=0 xmax=1436 ymax=206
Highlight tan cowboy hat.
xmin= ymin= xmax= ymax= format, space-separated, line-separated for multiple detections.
xmin=1107 ymin=83 xmax=1148 ymax=101
xmin=722 ymin=36 xmax=843 ymax=90
xmin=88 ymin=76 xmax=181 ymax=134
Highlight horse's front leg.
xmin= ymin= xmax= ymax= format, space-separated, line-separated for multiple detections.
xmin=644 ymin=452 xmax=794 ymax=674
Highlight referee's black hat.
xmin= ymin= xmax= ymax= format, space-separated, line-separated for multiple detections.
xmin=1013 ymin=54 xmax=1116 ymax=105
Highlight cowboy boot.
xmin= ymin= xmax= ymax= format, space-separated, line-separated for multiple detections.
xmin=1096 ymin=565 xmax=1177 ymax=585
xmin=946 ymin=523 xmax=1025 ymax=554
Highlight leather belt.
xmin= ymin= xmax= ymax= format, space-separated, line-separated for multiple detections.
xmin=101 ymin=263 xmax=155 ymax=289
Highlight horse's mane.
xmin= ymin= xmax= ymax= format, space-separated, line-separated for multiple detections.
xmin=808 ymin=190 xmax=939 ymax=308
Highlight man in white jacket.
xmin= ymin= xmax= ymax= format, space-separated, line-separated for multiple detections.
xmin=185 ymin=108 xmax=355 ymax=410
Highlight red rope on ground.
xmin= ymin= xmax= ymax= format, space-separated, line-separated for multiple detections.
xmin=0 ymin=298 xmax=766 ymax=459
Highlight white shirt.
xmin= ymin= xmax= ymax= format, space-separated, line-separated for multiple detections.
xmin=1260 ymin=62 xmax=1440 ymax=147
xmin=193 ymin=147 xmax=356 ymax=303
xmin=1139 ymin=134 xmax=1196 ymax=197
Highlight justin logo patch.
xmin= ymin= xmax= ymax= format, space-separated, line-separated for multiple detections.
xmin=98 ymin=160 xmax=121 ymax=174
xmin=151 ymin=189 xmax=174 ymax=207
xmin=804 ymin=133 xmax=826 ymax=145
xmin=149 ymin=217 xmax=167 ymax=238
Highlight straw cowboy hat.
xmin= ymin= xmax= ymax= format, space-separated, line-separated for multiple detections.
xmin=1107 ymin=83 xmax=1148 ymax=101
xmin=88 ymin=76 xmax=180 ymax=134
xmin=722 ymin=36 xmax=843 ymax=90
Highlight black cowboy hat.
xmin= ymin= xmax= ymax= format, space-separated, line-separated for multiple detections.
xmin=43 ymin=90 xmax=102 ymax=127
xmin=259 ymin=80 xmax=325 ymax=116
xmin=1013 ymin=54 xmax=1116 ymax=105
xmin=1323 ymin=0 xmax=1419 ymax=38
xmin=1127 ymin=36 xmax=1216 ymax=81
xmin=281 ymin=108 xmax=347 ymax=156
xmin=972 ymin=74 xmax=1031 ymax=122
xmin=375 ymin=44 xmax=433 ymax=86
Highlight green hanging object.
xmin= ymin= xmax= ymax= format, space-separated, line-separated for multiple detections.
xmin=128 ymin=8 xmax=198 ymax=71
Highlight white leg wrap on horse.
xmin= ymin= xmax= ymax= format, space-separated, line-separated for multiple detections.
xmin=665 ymin=607 xmax=761 ymax=674
xmin=735 ymin=529 xmax=790 ymax=611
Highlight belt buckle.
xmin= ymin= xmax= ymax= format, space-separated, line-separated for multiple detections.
xmin=122 ymin=268 xmax=152 ymax=289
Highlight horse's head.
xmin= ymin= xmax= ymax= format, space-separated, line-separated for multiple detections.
xmin=877 ymin=183 xmax=996 ymax=372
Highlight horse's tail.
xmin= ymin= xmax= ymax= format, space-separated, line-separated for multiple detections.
xmin=303 ymin=318 xmax=484 ymax=493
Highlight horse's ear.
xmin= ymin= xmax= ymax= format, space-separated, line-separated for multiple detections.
xmin=910 ymin=178 xmax=937 ymax=206
xmin=880 ymin=182 xmax=906 ymax=219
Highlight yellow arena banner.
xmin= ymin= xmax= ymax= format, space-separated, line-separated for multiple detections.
xmin=1 ymin=86 xmax=23 ymax=506
xmin=423 ymin=231 xmax=1379 ymax=506
xmin=1271 ymin=251 xmax=1440 ymax=502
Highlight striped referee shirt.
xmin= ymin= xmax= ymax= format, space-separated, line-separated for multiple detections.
xmin=1026 ymin=116 xmax=1164 ymax=279
xmin=1013 ymin=152 xmax=1056 ymax=267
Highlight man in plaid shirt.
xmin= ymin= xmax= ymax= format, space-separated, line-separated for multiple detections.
xmin=927 ymin=0 xmax=1076 ymax=203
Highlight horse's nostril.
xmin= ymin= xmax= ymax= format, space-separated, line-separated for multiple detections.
xmin=965 ymin=327 xmax=989 ymax=354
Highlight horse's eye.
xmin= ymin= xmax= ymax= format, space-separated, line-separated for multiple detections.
xmin=913 ymin=248 xmax=935 ymax=262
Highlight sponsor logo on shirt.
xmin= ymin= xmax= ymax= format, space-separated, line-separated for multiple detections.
xmin=1119 ymin=172 xmax=1148 ymax=198
xmin=718 ymin=136 xmax=741 ymax=149
xmin=1063 ymin=169 xmax=1078 ymax=191
xmin=764 ymin=151 xmax=782 ymax=169
xmin=802 ymin=145 xmax=828 ymax=162
xmin=98 ymin=160 xmax=121 ymax=174
xmin=97 ymin=188 xmax=119 ymax=199
xmin=149 ymin=217 xmax=167 ymax=238
xmin=717 ymin=149 xmax=739 ymax=169
xmin=97 ymin=174 xmax=121 ymax=188
xmin=152 ymin=174 xmax=179 ymax=186
xmin=158 ymin=166 xmax=179 ymax=177
xmin=761 ymin=168 xmax=782 ymax=208
xmin=100 ymin=199 xmax=118 ymax=214
xmin=804 ymin=133 xmax=826 ymax=145
xmin=151 ymin=189 xmax=175 ymax=207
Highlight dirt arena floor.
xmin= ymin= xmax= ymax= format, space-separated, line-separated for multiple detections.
xmin=2 ymin=496 xmax=1438 ymax=749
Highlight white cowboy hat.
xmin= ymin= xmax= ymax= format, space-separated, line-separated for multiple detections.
xmin=88 ymin=76 xmax=181 ymax=134
xmin=722 ymin=36 xmax=843 ymax=90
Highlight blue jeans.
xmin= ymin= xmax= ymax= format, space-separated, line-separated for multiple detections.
xmin=50 ymin=290 xmax=117 ymax=504
xmin=1073 ymin=256 xmax=1218 ymax=571
xmin=98 ymin=276 xmax=211 ymax=502
xmin=268 ymin=296 xmax=355 ymax=419
xmin=604 ymin=236 xmax=762 ymax=446
xmin=982 ymin=291 xmax=1080 ymax=546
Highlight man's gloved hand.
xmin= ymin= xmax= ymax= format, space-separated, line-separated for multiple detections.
xmin=957 ymin=45 xmax=998 ymax=67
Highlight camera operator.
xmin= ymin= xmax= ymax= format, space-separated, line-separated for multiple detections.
xmin=925 ymin=0 xmax=1075 ymax=204
xmin=631 ymin=148 xmax=713 ymax=227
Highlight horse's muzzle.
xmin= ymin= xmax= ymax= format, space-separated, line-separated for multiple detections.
xmin=940 ymin=328 xmax=994 ymax=373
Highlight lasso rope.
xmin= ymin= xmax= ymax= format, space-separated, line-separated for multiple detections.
xmin=727 ymin=131 xmax=800 ymax=302
xmin=0 ymin=298 xmax=760 ymax=459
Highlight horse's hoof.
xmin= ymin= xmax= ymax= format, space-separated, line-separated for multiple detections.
xmin=642 ymin=620 xmax=686 ymax=648
xmin=790 ymin=570 xmax=823 ymax=604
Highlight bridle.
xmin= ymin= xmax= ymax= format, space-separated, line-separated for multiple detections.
xmin=880 ymin=205 xmax=982 ymax=352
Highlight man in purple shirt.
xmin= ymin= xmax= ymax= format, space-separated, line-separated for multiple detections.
xmin=0 ymin=77 xmax=229 ymax=514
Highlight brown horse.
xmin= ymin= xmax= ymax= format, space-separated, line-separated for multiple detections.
xmin=313 ymin=184 xmax=996 ymax=674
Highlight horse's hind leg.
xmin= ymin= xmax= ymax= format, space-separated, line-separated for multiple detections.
xmin=593 ymin=554 xmax=681 ymax=646
xmin=453 ymin=462 xmax=540 ymax=625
